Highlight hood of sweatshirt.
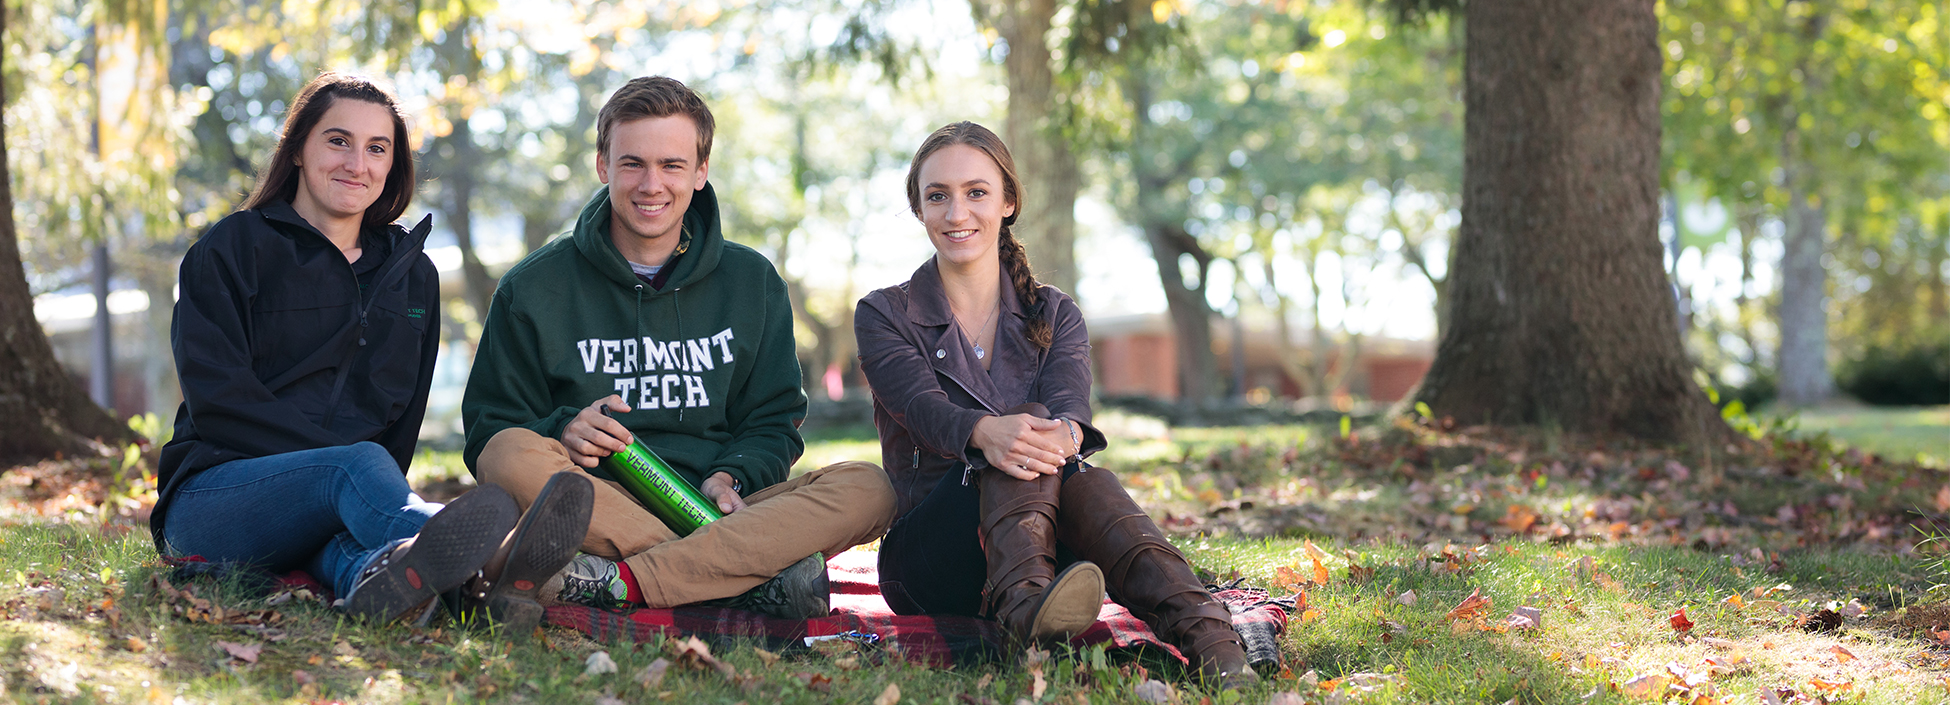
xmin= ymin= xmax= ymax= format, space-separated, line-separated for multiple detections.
xmin=572 ymin=182 xmax=724 ymax=292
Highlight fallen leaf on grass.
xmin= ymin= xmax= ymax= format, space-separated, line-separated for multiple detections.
xmin=1507 ymin=606 xmax=1543 ymax=631
xmin=292 ymin=670 xmax=314 ymax=685
xmin=796 ymin=672 xmax=833 ymax=693
xmin=216 ymin=641 xmax=262 ymax=663
xmin=668 ymin=636 xmax=736 ymax=678
xmin=125 ymin=636 xmax=146 ymax=652
xmin=1671 ymin=607 xmax=1695 ymax=633
xmin=1445 ymin=587 xmax=1491 ymax=622
xmin=1807 ymin=676 xmax=1852 ymax=694
xmin=1396 ymin=590 xmax=1417 ymax=607
xmin=584 ymin=651 xmax=618 ymax=675
xmin=752 ymin=647 xmax=780 ymax=666
xmin=1722 ymin=594 xmax=1745 ymax=609
xmin=1133 ymin=679 xmax=1174 ymax=703
xmin=1829 ymin=645 xmax=1857 ymax=663
xmin=1501 ymin=504 xmax=1539 ymax=533
xmin=1272 ymin=566 xmax=1308 ymax=594
xmin=635 ymin=658 xmax=669 ymax=688
xmin=1266 ymin=693 xmax=1305 ymax=705
xmin=873 ymin=682 xmax=901 ymax=705
xmin=1619 ymin=673 xmax=1671 ymax=700
xmin=1592 ymin=571 xmax=1623 ymax=593
xmin=1311 ymin=557 xmax=1330 ymax=586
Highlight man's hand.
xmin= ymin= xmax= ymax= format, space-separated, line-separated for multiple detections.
xmin=561 ymin=395 xmax=634 ymax=468
xmin=699 ymin=472 xmax=748 ymax=514
xmin=971 ymin=414 xmax=1069 ymax=481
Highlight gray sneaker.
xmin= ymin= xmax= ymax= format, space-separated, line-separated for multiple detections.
xmin=540 ymin=553 xmax=632 ymax=610
xmin=699 ymin=553 xmax=829 ymax=620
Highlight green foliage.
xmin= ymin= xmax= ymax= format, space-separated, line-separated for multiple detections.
xmin=1838 ymin=338 xmax=1950 ymax=406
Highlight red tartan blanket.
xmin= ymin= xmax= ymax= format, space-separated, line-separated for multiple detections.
xmin=543 ymin=548 xmax=1290 ymax=669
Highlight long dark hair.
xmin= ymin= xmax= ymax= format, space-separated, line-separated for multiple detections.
xmin=240 ymin=71 xmax=415 ymax=228
xmin=905 ymin=121 xmax=1052 ymax=349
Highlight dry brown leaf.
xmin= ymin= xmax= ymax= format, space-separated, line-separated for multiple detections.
xmin=1397 ymin=589 xmax=1418 ymax=607
xmin=1619 ymin=673 xmax=1671 ymax=700
xmin=1304 ymin=540 xmax=1328 ymax=561
xmin=1722 ymin=594 xmax=1745 ymax=609
xmin=1445 ymin=587 xmax=1492 ymax=622
xmin=216 ymin=641 xmax=262 ymax=663
xmin=584 ymin=651 xmax=618 ymax=675
xmin=668 ymin=636 xmax=735 ymax=678
xmin=1030 ymin=671 xmax=1047 ymax=701
xmin=1272 ymin=565 xmax=1307 ymax=594
xmin=872 ymin=682 xmax=901 ymax=705
xmin=752 ymin=648 xmax=780 ymax=666
xmin=1808 ymin=676 xmax=1853 ymax=694
xmin=1501 ymin=505 xmax=1539 ymax=533
xmin=1311 ymin=556 xmax=1330 ymax=586
xmin=1830 ymin=645 xmax=1857 ymax=663
xmin=1592 ymin=571 xmax=1623 ymax=592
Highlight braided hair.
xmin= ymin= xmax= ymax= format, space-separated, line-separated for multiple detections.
xmin=904 ymin=121 xmax=1053 ymax=349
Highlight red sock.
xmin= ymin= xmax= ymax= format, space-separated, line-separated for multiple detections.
xmin=618 ymin=561 xmax=646 ymax=605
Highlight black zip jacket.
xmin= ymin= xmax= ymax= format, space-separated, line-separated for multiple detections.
xmin=152 ymin=201 xmax=439 ymax=550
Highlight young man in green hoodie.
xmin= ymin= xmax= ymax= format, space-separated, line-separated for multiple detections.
xmin=460 ymin=76 xmax=895 ymax=619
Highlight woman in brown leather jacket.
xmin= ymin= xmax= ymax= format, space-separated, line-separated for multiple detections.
xmin=854 ymin=121 xmax=1255 ymax=686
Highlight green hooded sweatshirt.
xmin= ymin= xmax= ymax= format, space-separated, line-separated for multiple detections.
xmin=461 ymin=184 xmax=806 ymax=494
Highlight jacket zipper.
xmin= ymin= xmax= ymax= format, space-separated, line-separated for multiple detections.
xmin=320 ymin=216 xmax=433 ymax=430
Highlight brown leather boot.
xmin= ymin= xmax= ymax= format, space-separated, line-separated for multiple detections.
xmin=977 ymin=467 xmax=1105 ymax=642
xmin=1055 ymin=466 xmax=1258 ymax=689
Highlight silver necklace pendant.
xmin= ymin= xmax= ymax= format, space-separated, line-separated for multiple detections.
xmin=973 ymin=344 xmax=986 ymax=360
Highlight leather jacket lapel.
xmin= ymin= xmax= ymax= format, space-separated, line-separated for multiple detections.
xmin=909 ymin=260 xmax=1005 ymax=414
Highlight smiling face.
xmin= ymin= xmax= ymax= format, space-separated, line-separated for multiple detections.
xmin=598 ymin=114 xmax=710 ymax=266
xmin=289 ymin=98 xmax=396 ymax=229
xmin=917 ymin=144 xmax=1017 ymax=269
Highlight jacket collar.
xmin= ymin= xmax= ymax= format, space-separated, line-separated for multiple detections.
xmin=904 ymin=258 xmax=1045 ymax=412
xmin=905 ymin=258 xmax=1027 ymax=326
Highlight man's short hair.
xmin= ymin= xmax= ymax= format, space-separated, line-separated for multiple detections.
xmin=597 ymin=76 xmax=715 ymax=164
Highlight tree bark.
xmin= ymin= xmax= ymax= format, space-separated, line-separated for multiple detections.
xmin=1775 ymin=185 xmax=1832 ymax=405
xmin=1412 ymin=0 xmax=1727 ymax=444
xmin=0 ymin=7 xmax=131 ymax=461
xmin=977 ymin=0 xmax=1080 ymax=296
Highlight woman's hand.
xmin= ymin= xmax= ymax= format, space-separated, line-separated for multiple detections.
xmin=971 ymin=414 xmax=1070 ymax=480
xmin=561 ymin=395 xmax=635 ymax=468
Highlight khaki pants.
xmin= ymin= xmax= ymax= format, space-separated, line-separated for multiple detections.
xmin=476 ymin=428 xmax=895 ymax=607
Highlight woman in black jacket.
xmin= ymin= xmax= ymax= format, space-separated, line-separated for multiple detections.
xmin=154 ymin=72 xmax=590 ymax=628
xmin=855 ymin=122 xmax=1255 ymax=687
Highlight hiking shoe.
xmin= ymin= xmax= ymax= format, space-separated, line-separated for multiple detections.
xmin=339 ymin=485 xmax=519 ymax=622
xmin=699 ymin=552 xmax=829 ymax=620
xmin=454 ymin=472 xmax=595 ymax=636
xmin=540 ymin=553 xmax=633 ymax=609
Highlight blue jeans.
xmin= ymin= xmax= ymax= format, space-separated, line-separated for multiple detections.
xmin=160 ymin=442 xmax=442 ymax=597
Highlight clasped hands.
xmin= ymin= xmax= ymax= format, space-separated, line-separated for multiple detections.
xmin=561 ymin=395 xmax=748 ymax=513
xmin=971 ymin=413 xmax=1080 ymax=481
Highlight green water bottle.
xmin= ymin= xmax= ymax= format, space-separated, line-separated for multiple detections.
xmin=601 ymin=437 xmax=724 ymax=536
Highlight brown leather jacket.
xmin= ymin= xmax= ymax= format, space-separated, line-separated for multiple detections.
xmin=855 ymin=259 xmax=1108 ymax=519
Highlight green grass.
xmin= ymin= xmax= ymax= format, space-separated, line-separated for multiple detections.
xmin=1 ymin=417 xmax=1946 ymax=703
xmin=1788 ymin=405 xmax=1950 ymax=466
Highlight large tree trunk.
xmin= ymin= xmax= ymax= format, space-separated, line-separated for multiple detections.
xmin=1775 ymin=184 xmax=1831 ymax=406
xmin=1412 ymin=0 xmax=1727 ymax=444
xmin=977 ymin=0 xmax=1080 ymax=296
xmin=1124 ymin=76 xmax=1220 ymax=403
xmin=0 ymin=9 xmax=130 ymax=461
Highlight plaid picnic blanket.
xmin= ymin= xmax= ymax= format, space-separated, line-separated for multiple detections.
xmin=544 ymin=548 xmax=1291 ymax=669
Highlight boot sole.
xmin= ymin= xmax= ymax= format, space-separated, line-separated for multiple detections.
xmin=483 ymin=472 xmax=595 ymax=636
xmin=1030 ymin=561 xmax=1105 ymax=640
xmin=344 ymin=485 xmax=520 ymax=622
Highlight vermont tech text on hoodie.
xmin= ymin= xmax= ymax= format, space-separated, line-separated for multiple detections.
xmin=461 ymin=184 xmax=806 ymax=495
